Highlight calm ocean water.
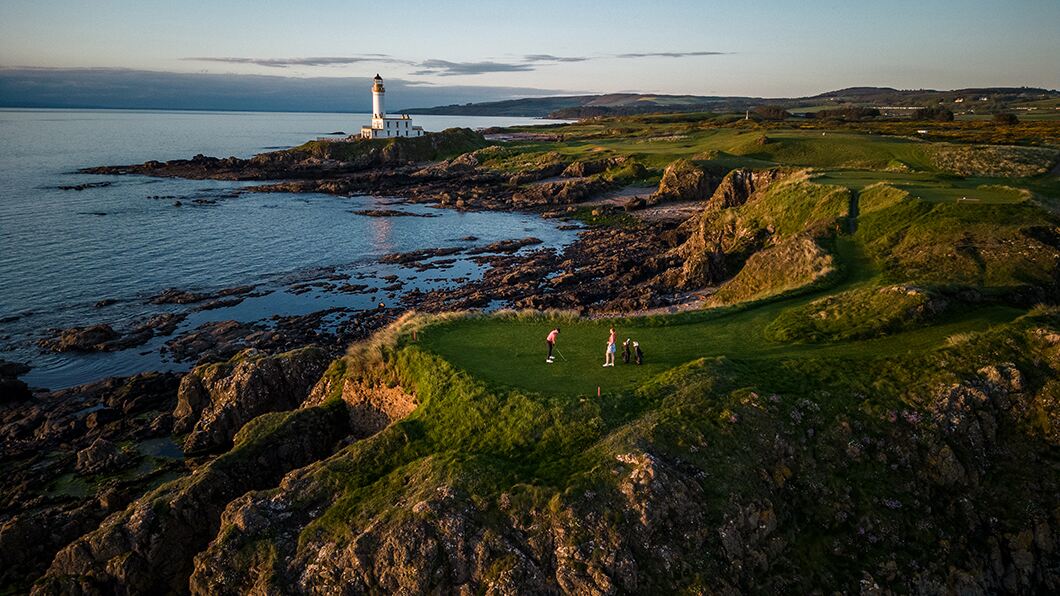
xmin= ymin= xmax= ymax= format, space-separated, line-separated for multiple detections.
xmin=0 ymin=109 xmax=574 ymax=389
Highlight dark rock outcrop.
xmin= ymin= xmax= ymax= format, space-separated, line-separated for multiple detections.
xmin=35 ymin=401 xmax=350 ymax=596
xmin=0 ymin=360 xmax=32 ymax=401
xmin=0 ymin=372 xmax=181 ymax=592
xmin=511 ymin=177 xmax=612 ymax=207
xmin=38 ymin=324 xmax=118 ymax=352
xmin=705 ymin=167 xmax=786 ymax=211
xmin=173 ymin=346 xmax=331 ymax=454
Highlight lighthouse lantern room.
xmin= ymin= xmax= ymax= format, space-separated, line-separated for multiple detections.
xmin=360 ymin=74 xmax=425 ymax=139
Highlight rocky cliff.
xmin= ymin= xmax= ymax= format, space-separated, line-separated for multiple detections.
xmin=173 ymin=346 xmax=330 ymax=454
xmin=175 ymin=315 xmax=1060 ymax=594
xmin=663 ymin=168 xmax=843 ymax=291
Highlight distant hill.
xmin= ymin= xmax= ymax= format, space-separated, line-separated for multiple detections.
xmin=402 ymin=87 xmax=1060 ymax=118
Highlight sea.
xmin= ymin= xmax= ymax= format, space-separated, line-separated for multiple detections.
xmin=0 ymin=109 xmax=576 ymax=390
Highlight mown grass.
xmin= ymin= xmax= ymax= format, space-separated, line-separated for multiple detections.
xmin=414 ymin=302 xmax=1022 ymax=396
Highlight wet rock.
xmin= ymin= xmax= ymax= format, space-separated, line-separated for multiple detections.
xmin=173 ymin=346 xmax=331 ymax=454
xmin=380 ymin=246 xmax=464 ymax=265
xmin=163 ymin=320 xmax=263 ymax=363
xmin=38 ymin=323 xmax=118 ymax=352
xmin=0 ymin=371 xmax=181 ymax=590
xmin=75 ymin=438 xmax=134 ymax=475
xmin=465 ymin=237 xmax=542 ymax=255
xmin=150 ymin=287 xmax=211 ymax=305
xmin=349 ymin=208 xmax=438 ymax=218
xmin=56 ymin=181 xmax=113 ymax=191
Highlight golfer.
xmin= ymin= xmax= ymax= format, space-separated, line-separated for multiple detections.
xmin=603 ymin=327 xmax=617 ymax=367
xmin=546 ymin=327 xmax=560 ymax=363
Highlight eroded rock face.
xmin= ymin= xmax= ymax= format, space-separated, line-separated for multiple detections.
xmin=173 ymin=346 xmax=331 ymax=454
xmin=650 ymin=158 xmax=718 ymax=204
xmin=305 ymin=375 xmax=417 ymax=439
xmin=665 ymin=168 xmax=794 ymax=290
xmin=706 ymin=167 xmax=785 ymax=211
xmin=511 ymin=177 xmax=612 ymax=207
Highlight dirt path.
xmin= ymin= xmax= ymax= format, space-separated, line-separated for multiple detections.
xmin=847 ymin=189 xmax=860 ymax=233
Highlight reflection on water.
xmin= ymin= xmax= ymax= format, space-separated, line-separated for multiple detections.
xmin=370 ymin=216 xmax=395 ymax=254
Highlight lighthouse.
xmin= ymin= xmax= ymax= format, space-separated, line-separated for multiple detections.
xmin=361 ymin=74 xmax=424 ymax=139
xmin=372 ymin=74 xmax=385 ymax=118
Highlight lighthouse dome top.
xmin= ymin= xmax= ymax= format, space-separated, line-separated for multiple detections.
xmin=373 ymin=74 xmax=382 ymax=80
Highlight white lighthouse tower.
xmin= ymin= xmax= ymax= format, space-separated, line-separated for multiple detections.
xmin=361 ymin=74 xmax=424 ymax=139
xmin=372 ymin=74 xmax=385 ymax=119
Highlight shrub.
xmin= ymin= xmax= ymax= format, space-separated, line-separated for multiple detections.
xmin=993 ymin=112 xmax=1019 ymax=125
xmin=914 ymin=106 xmax=954 ymax=122
xmin=753 ymin=105 xmax=790 ymax=121
xmin=814 ymin=107 xmax=880 ymax=121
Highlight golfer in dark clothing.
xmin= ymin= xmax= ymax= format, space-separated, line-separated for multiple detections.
xmin=546 ymin=328 xmax=560 ymax=363
xmin=622 ymin=339 xmax=631 ymax=364
xmin=633 ymin=341 xmax=643 ymax=365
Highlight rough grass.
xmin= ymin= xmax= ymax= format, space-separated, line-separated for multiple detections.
xmin=764 ymin=285 xmax=949 ymax=343
xmin=708 ymin=235 xmax=837 ymax=305
xmin=287 ymin=127 xmax=488 ymax=163
xmin=735 ymin=177 xmax=850 ymax=236
xmin=928 ymin=144 xmax=1058 ymax=177
xmin=853 ymin=195 xmax=1060 ymax=291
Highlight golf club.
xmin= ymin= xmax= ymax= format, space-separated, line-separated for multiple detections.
xmin=554 ymin=347 xmax=568 ymax=362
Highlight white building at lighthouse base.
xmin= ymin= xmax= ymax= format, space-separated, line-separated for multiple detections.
xmin=360 ymin=114 xmax=424 ymax=139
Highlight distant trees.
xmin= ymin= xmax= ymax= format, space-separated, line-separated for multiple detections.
xmin=914 ymin=106 xmax=954 ymax=122
xmin=752 ymin=105 xmax=790 ymax=121
xmin=813 ymin=107 xmax=880 ymax=121
xmin=993 ymin=112 xmax=1019 ymax=125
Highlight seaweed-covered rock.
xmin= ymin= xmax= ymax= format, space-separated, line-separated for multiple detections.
xmin=74 ymin=438 xmax=133 ymax=475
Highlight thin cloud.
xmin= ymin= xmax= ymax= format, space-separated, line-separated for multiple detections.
xmin=523 ymin=54 xmax=590 ymax=63
xmin=183 ymin=56 xmax=413 ymax=68
xmin=182 ymin=51 xmax=728 ymax=76
xmin=615 ymin=51 xmax=727 ymax=58
xmin=413 ymin=60 xmax=537 ymax=76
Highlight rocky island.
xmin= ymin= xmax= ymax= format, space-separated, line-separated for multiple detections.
xmin=4 ymin=111 xmax=1060 ymax=595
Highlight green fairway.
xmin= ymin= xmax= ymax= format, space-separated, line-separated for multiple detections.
xmin=415 ymin=298 xmax=1024 ymax=396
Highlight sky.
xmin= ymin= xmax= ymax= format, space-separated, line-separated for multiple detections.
xmin=1 ymin=0 xmax=1058 ymax=103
